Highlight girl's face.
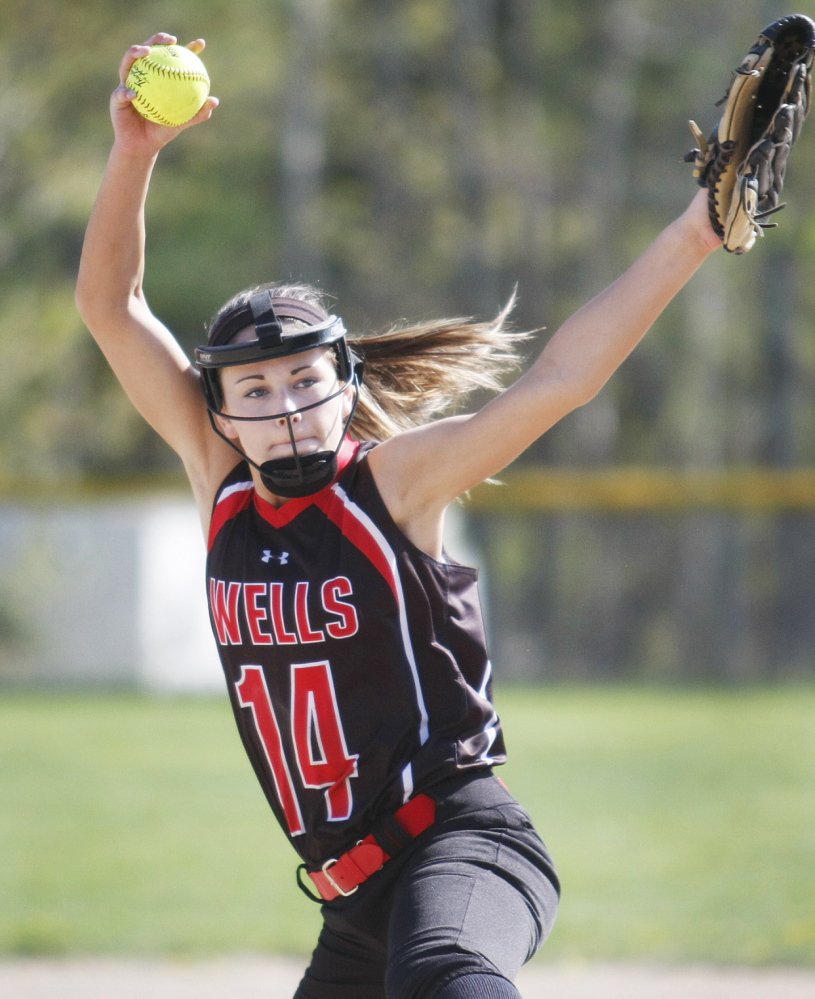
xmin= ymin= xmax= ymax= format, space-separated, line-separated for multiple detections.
xmin=215 ymin=343 xmax=354 ymax=473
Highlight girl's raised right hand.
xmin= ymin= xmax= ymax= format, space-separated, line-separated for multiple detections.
xmin=111 ymin=32 xmax=219 ymax=156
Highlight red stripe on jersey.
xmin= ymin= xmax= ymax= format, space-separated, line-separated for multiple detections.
xmin=313 ymin=487 xmax=399 ymax=600
xmin=318 ymin=482 xmax=431 ymax=745
xmin=208 ymin=480 xmax=254 ymax=551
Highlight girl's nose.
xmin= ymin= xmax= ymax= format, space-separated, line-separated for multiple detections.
xmin=276 ymin=408 xmax=302 ymax=427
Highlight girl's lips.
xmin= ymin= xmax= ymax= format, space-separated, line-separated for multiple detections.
xmin=267 ymin=438 xmax=319 ymax=460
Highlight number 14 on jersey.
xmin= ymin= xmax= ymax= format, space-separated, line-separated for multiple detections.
xmin=235 ymin=662 xmax=359 ymax=836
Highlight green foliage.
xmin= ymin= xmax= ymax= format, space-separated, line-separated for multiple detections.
xmin=0 ymin=687 xmax=813 ymax=962
xmin=0 ymin=0 xmax=287 ymax=477
xmin=2 ymin=0 xmax=815 ymax=479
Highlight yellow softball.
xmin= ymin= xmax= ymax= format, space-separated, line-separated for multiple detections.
xmin=125 ymin=44 xmax=210 ymax=127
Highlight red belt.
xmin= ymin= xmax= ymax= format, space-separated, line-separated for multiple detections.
xmin=305 ymin=793 xmax=436 ymax=901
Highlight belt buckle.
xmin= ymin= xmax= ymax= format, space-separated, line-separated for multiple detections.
xmin=321 ymin=857 xmax=359 ymax=897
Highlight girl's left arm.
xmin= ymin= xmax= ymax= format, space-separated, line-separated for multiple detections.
xmin=369 ymin=187 xmax=721 ymax=552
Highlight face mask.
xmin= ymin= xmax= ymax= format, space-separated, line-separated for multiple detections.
xmin=195 ymin=291 xmax=362 ymax=497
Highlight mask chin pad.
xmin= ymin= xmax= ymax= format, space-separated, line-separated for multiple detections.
xmin=259 ymin=451 xmax=338 ymax=498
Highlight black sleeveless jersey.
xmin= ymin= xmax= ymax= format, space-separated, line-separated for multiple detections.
xmin=205 ymin=439 xmax=506 ymax=866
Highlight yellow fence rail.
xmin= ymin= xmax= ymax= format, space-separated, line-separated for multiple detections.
xmin=467 ymin=468 xmax=815 ymax=512
xmin=5 ymin=468 xmax=815 ymax=511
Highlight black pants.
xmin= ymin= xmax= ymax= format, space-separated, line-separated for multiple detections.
xmin=293 ymin=771 xmax=560 ymax=999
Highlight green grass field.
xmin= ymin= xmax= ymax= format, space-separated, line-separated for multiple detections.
xmin=0 ymin=686 xmax=813 ymax=965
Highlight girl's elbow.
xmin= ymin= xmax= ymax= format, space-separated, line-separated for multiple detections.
xmin=74 ymin=280 xmax=95 ymax=326
xmin=572 ymin=380 xmax=604 ymax=410
xmin=551 ymin=374 xmax=602 ymax=414
xmin=74 ymin=265 xmax=105 ymax=325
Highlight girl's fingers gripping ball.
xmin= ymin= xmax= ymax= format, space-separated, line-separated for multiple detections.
xmin=125 ymin=44 xmax=210 ymax=127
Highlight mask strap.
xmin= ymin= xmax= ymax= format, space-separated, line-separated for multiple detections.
xmin=248 ymin=291 xmax=283 ymax=343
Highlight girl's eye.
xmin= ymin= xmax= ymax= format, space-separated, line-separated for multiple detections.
xmin=295 ymin=377 xmax=318 ymax=389
xmin=245 ymin=386 xmax=268 ymax=398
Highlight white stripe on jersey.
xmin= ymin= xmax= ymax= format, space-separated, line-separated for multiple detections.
xmin=330 ymin=483 xmax=431 ymax=746
xmin=478 ymin=718 xmax=499 ymax=765
xmin=401 ymin=762 xmax=414 ymax=803
xmin=478 ymin=659 xmax=492 ymax=698
xmin=217 ymin=480 xmax=254 ymax=505
xmin=469 ymin=659 xmax=499 ymax=765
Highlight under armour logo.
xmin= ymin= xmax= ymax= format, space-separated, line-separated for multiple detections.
xmin=262 ymin=550 xmax=289 ymax=565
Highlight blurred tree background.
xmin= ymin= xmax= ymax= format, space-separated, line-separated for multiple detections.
xmin=2 ymin=0 xmax=815 ymax=681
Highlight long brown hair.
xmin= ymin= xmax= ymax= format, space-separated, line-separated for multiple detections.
xmin=207 ymin=283 xmax=531 ymax=441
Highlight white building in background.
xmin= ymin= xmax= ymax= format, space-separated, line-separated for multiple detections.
xmin=0 ymin=497 xmax=481 ymax=693
xmin=0 ymin=498 xmax=223 ymax=692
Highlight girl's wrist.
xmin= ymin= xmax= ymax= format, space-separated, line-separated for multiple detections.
xmin=109 ymin=138 xmax=160 ymax=168
xmin=673 ymin=188 xmax=723 ymax=257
